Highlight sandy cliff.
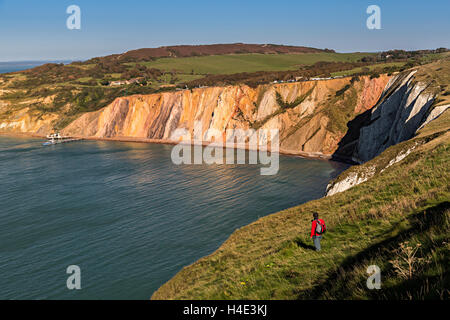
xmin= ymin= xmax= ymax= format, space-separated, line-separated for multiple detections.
xmin=60 ymin=75 xmax=390 ymax=157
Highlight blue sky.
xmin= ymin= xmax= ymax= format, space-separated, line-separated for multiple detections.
xmin=0 ymin=0 xmax=449 ymax=61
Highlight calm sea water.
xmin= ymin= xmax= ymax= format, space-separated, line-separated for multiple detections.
xmin=0 ymin=135 xmax=348 ymax=299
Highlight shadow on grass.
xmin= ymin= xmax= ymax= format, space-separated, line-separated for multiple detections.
xmin=296 ymin=201 xmax=449 ymax=300
xmin=294 ymin=237 xmax=316 ymax=251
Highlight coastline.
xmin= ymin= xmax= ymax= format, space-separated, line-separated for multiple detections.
xmin=0 ymin=131 xmax=339 ymax=162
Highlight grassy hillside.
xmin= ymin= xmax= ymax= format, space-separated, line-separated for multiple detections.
xmin=90 ymin=43 xmax=331 ymax=63
xmin=330 ymin=62 xmax=405 ymax=77
xmin=414 ymin=55 xmax=450 ymax=107
xmin=128 ymin=52 xmax=372 ymax=75
xmin=152 ymin=111 xmax=450 ymax=300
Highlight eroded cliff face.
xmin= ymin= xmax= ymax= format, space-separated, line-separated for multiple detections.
xmin=61 ymin=75 xmax=390 ymax=156
xmin=0 ymin=106 xmax=58 ymax=134
xmin=352 ymin=71 xmax=447 ymax=162
xmin=326 ymin=68 xmax=450 ymax=196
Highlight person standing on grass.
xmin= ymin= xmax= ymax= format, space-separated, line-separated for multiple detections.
xmin=311 ymin=212 xmax=326 ymax=251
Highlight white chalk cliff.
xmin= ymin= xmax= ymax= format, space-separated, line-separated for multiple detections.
xmin=327 ymin=70 xmax=449 ymax=196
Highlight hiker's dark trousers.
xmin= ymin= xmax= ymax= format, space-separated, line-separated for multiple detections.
xmin=312 ymin=235 xmax=322 ymax=251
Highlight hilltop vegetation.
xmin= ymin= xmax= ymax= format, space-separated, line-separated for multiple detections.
xmin=127 ymin=52 xmax=370 ymax=75
xmin=85 ymin=43 xmax=332 ymax=64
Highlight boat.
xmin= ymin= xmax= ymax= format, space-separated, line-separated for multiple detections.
xmin=46 ymin=133 xmax=62 ymax=140
xmin=42 ymin=132 xmax=82 ymax=146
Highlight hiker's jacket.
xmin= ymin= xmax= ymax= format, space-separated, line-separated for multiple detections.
xmin=311 ymin=219 xmax=326 ymax=238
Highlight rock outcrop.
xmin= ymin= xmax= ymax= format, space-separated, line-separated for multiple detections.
xmin=353 ymin=71 xmax=437 ymax=163
xmin=326 ymin=142 xmax=420 ymax=197
xmin=326 ymin=66 xmax=450 ymax=196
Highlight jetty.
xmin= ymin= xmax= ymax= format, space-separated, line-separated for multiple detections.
xmin=43 ymin=133 xmax=83 ymax=146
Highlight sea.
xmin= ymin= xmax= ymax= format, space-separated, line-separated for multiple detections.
xmin=0 ymin=135 xmax=348 ymax=299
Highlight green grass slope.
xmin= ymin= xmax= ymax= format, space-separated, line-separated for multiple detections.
xmin=152 ymin=112 xmax=450 ymax=300
xmin=129 ymin=52 xmax=371 ymax=75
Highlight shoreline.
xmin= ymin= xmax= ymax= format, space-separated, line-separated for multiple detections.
xmin=0 ymin=131 xmax=352 ymax=163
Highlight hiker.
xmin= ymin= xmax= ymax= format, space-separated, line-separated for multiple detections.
xmin=311 ymin=213 xmax=326 ymax=251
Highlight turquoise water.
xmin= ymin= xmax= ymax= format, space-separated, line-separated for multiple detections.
xmin=0 ymin=135 xmax=348 ymax=299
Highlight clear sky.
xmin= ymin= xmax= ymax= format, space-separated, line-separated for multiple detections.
xmin=0 ymin=0 xmax=449 ymax=61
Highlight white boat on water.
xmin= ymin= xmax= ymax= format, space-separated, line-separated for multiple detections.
xmin=43 ymin=133 xmax=81 ymax=146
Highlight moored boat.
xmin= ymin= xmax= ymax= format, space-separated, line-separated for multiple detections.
xmin=43 ymin=132 xmax=82 ymax=146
